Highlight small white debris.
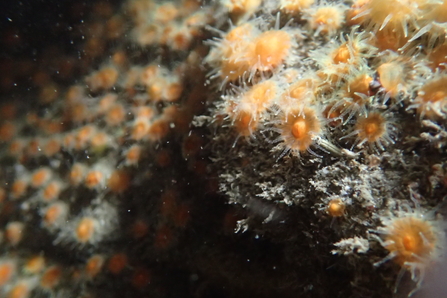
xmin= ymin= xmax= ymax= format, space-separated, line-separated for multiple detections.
xmin=331 ymin=236 xmax=370 ymax=255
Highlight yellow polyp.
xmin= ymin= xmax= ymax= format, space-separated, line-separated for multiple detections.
xmin=327 ymin=199 xmax=345 ymax=217
xmin=234 ymin=110 xmax=257 ymax=137
xmin=385 ymin=216 xmax=437 ymax=266
xmin=292 ymin=120 xmax=307 ymax=140
xmin=332 ymin=44 xmax=351 ymax=64
xmin=364 ymin=122 xmax=378 ymax=137
xmin=402 ymin=234 xmax=417 ymax=252
xmin=254 ymin=30 xmax=291 ymax=71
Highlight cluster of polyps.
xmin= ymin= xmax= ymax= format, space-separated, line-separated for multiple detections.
xmin=206 ymin=17 xmax=301 ymax=88
xmin=207 ymin=0 xmax=447 ymax=159
xmin=208 ymin=26 xmax=396 ymax=156
xmin=128 ymin=0 xmax=210 ymax=50
xmin=205 ymin=2 xmax=447 ymax=294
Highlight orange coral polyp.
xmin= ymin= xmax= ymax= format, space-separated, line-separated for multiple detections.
xmin=373 ymin=29 xmax=408 ymax=52
xmin=309 ymin=5 xmax=346 ymax=35
xmin=86 ymin=255 xmax=104 ymax=279
xmin=289 ymin=121 xmax=315 ymax=151
xmin=355 ymin=112 xmax=386 ymax=143
xmin=40 ymin=266 xmax=62 ymax=289
xmin=131 ymin=119 xmax=150 ymax=140
xmin=253 ymin=30 xmax=291 ymax=71
xmin=76 ymin=218 xmax=95 ymax=243
xmin=384 ymin=216 xmax=436 ymax=266
xmin=289 ymin=80 xmax=315 ymax=100
xmin=228 ymin=80 xmax=277 ymax=137
xmin=225 ymin=0 xmax=261 ymax=19
xmin=220 ymin=55 xmax=251 ymax=82
xmin=44 ymin=203 xmax=67 ymax=227
xmin=281 ymin=78 xmax=319 ymax=109
xmin=332 ymin=44 xmax=351 ymax=64
xmin=233 ymin=110 xmax=258 ymax=137
xmin=415 ymin=76 xmax=447 ymax=115
xmin=85 ymin=171 xmax=104 ymax=189
xmin=125 ymin=145 xmax=141 ymax=165
xmin=31 ymin=169 xmax=51 ymax=188
xmin=360 ymin=0 xmax=419 ymax=37
xmin=291 ymin=120 xmax=307 ymax=139
xmin=279 ymin=107 xmax=322 ymax=153
xmin=225 ymin=23 xmax=255 ymax=45
xmin=327 ymin=199 xmax=345 ymax=217
xmin=8 ymin=283 xmax=30 ymax=298
xmin=218 ymin=24 xmax=257 ymax=82
xmin=281 ymin=0 xmax=315 ymax=14
xmin=413 ymin=75 xmax=447 ymax=119
xmin=377 ymin=61 xmax=405 ymax=98
xmin=346 ymin=0 xmax=370 ymax=25
xmin=108 ymin=253 xmax=128 ymax=274
xmin=42 ymin=182 xmax=62 ymax=202
xmin=345 ymin=74 xmax=373 ymax=101
xmin=364 ymin=122 xmax=379 ymax=136
xmin=108 ymin=170 xmax=131 ymax=193
xmin=242 ymin=80 xmax=276 ymax=113
xmin=0 ymin=261 xmax=15 ymax=286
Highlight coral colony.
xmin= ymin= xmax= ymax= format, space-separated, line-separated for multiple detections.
xmin=0 ymin=0 xmax=447 ymax=297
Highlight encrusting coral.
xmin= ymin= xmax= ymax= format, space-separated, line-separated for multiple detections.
xmin=0 ymin=0 xmax=446 ymax=297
